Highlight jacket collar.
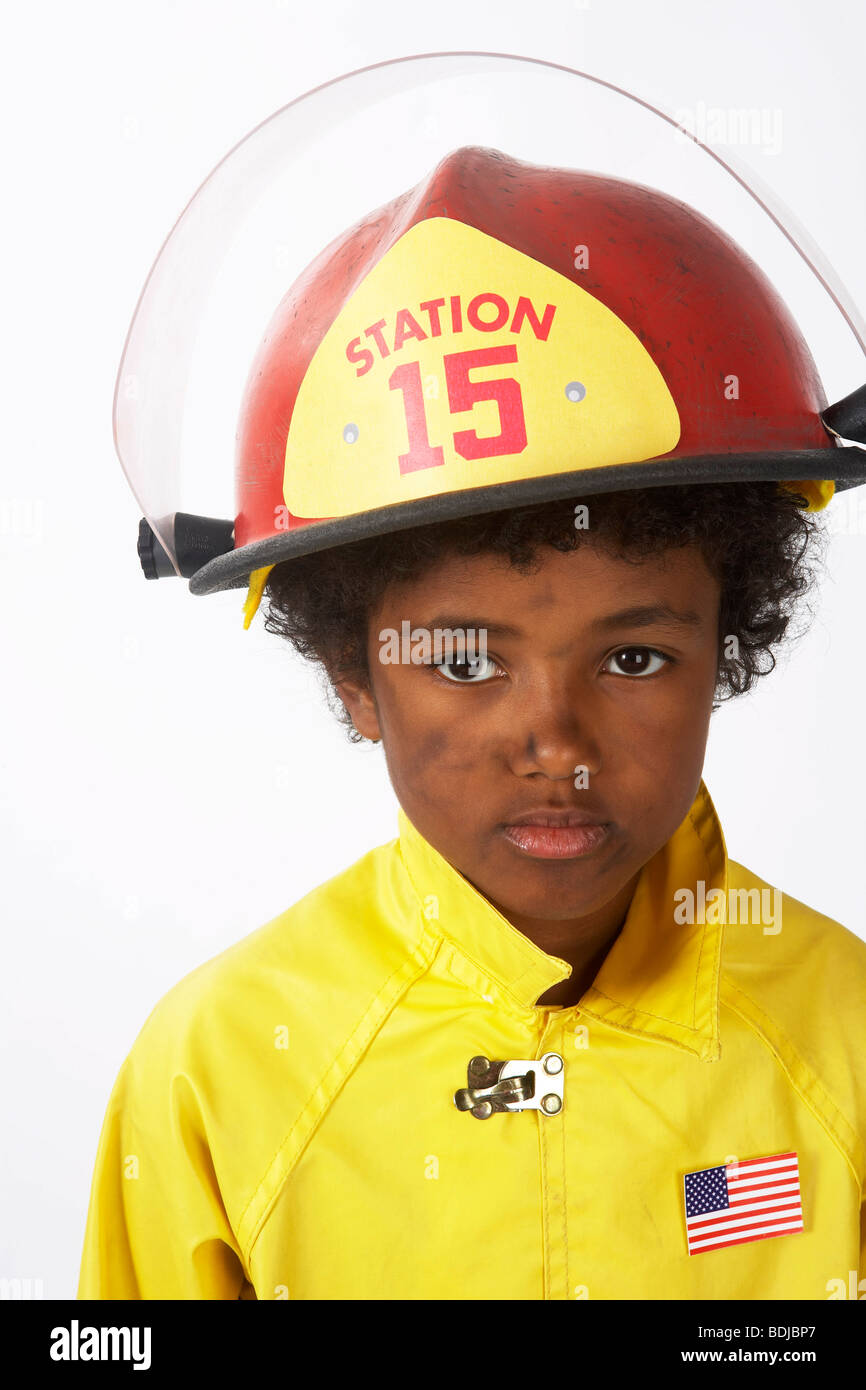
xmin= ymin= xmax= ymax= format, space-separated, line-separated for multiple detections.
xmin=396 ymin=779 xmax=727 ymax=1062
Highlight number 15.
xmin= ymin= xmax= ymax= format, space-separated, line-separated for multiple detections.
xmin=388 ymin=345 xmax=528 ymax=475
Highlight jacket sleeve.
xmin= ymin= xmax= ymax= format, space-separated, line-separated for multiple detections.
xmin=77 ymin=1031 xmax=252 ymax=1300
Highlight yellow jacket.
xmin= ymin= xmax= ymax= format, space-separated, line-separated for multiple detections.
xmin=78 ymin=780 xmax=866 ymax=1299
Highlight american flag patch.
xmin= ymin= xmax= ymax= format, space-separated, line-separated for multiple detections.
xmin=683 ymin=1151 xmax=803 ymax=1255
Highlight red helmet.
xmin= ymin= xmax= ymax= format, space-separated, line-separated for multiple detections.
xmin=182 ymin=143 xmax=864 ymax=621
xmin=123 ymin=99 xmax=866 ymax=621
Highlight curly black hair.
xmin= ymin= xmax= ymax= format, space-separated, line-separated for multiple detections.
xmin=261 ymin=482 xmax=828 ymax=742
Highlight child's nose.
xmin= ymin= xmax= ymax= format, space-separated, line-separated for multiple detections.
xmin=506 ymin=688 xmax=603 ymax=782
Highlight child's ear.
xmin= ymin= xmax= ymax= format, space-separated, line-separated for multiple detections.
xmin=334 ymin=676 xmax=382 ymax=743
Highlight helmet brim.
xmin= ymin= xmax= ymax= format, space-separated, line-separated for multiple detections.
xmin=189 ymin=448 xmax=866 ymax=595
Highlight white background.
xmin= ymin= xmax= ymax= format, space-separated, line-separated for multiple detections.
xmin=2 ymin=0 xmax=864 ymax=1298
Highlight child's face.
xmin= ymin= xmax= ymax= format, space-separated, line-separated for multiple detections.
xmin=338 ymin=538 xmax=721 ymax=924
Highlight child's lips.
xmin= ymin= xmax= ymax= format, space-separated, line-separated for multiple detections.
xmin=500 ymin=820 xmax=611 ymax=860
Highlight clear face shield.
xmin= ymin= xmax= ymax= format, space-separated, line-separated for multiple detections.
xmin=112 ymin=53 xmax=866 ymax=586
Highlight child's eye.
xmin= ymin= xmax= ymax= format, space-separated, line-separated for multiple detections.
xmin=603 ymin=646 xmax=671 ymax=677
xmin=432 ymin=654 xmax=502 ymax=684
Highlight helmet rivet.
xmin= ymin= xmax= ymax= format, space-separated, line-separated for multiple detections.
xmin=541 ymin=1093 xmax=562 ymax=1115
xmin=565 ymin=381 xmax=586 ymax=403
xmin=342 ymin=423 xmax=359 ymax=444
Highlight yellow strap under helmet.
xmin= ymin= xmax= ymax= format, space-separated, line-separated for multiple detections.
xmin=778 ymin=478 xmax=835 ymax=512
xmin=242 ymin=564 xmax=275 ymax=630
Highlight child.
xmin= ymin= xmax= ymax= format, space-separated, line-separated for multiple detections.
xmin=78 ymin=145 xmax=866 ymax=1300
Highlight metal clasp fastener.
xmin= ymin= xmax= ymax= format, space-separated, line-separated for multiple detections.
xmin=453 ymin=1053 xmax=564 ymax=1119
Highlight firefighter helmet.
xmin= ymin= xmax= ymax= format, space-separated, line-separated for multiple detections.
xmin=116 ymin=58 xmax=866 ymax=628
